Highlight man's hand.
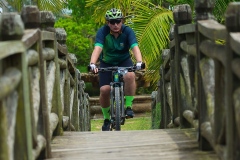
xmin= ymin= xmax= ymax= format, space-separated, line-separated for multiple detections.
xmin=89 ymin=63 xmax=98 ymax=73
xmin=90 ymin=63 xmax=96 ymax=70
xmin=136 ymin=62 xmax=143 ymax=70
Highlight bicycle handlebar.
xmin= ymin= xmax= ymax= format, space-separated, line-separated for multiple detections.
xmin=88 ymin=62 xmax=145 ymax=73
xmin=98 ymin=66 xmax=136 ymax=72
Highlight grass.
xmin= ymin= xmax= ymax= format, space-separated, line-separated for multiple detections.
xmin=91 ymin=114 xmax=152 ymax=131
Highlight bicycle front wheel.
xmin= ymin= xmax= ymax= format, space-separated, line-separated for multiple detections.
xmin=114 ymin=87 xmax=121 ymax=131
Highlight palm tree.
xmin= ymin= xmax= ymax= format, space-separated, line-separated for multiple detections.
xmin=85 ymin=0 xmax=137 ymax=24
xmin=6 ymin=0 xmax=67 ymax=14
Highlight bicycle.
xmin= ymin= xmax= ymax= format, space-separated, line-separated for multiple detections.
xmin=89 ymin=63 xmax=145 ymax=131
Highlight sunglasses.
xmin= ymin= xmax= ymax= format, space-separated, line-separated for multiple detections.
xmin=109 ymin=19 xmax=122 ymax=25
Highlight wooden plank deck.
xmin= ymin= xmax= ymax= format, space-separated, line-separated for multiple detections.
xmin=48 ymin=129 xmax=219 ymax=160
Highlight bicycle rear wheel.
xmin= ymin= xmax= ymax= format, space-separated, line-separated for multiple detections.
xmin=114 ymin=87 xmax=121 ymax=131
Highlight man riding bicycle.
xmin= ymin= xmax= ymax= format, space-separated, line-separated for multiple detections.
xmin=89 ymin=8 xmax=143 ymax=131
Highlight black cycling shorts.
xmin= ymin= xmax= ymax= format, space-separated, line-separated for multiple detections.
xmin=99 ymin=58 xmax=133 ymax=87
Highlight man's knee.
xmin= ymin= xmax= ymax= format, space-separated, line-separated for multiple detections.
xmin=100 ymin=85 xmax=111 ymax=95
xmin=124 ymin=72 xmax=135 ymax=82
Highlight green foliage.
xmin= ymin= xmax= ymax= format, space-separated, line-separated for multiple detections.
xmin=67 ymin=0 xmax=95 ymax=23
xmin=152 ymin=102 xmax=161 ymax=129
xmin=136 ymin=86 xmax=155 ymax=95
xmin=67 ymin=0 xmax=87 ymax=18
xmin=77 ymin=65 xmax=88 ymax=73
xmin=213 ymin=0 xmax=239 ymax=24
xmin=54 ymin=17 xmax=96 ymax=68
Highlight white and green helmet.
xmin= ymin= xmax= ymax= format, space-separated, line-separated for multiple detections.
xmin=105 ymin=8 xmax=123 ymax=20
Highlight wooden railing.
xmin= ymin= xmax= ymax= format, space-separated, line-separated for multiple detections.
xmin=152 ymin=1 xmax=240 ymax=160
xmin=0 ymin=6 xmax=90 ymax=160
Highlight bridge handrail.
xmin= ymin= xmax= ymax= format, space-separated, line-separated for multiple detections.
xmin=0 ymin=6 xmax=90 ymax=160
xmin=152 ymin=2 xmax=240 ymax=160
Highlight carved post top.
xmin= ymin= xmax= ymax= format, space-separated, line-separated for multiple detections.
xmin=69 ymin=53 xmax=77 ymax=64
xmin=21 ymin=5 xmax=40 ymax=29
xmin=40 ymin=11 xmax=55 ymax=32
xmin=0 ymin=13 xmax=24 ymax=41
xmin=225 ymin=2 xmax=240 ymax=32
xmin=56 ymin=28 xmax=67 ymax=45
xmin=21 ymin=5 xmax=56 ymax=32
xmin=173 ymin=4 xmax=192 ymax=25
xmin=194 ymin=0 xmax=215 ymax=21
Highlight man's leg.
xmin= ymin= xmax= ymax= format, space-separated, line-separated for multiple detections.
xmin=100 ymin=85 xmax=111 ymax=131
xmin=124 ymin=72 xmax=136 ymax=95
xmin=98 ymin=61 xmax=112 ymax=131
xmin=124 ymin=72 xmax=136 ymax=118
xmin=100 ymin=85 xmax=111 ymax=119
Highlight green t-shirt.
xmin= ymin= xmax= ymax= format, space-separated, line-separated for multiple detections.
xmin=95 ymin=24 xmax=138 ymax=65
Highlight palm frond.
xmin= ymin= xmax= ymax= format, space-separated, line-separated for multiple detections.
xmin=37 ymin=0 xmax=67 ymax=14
xmin=7 ymin=0 xmax=67 ymax=14
xmin=130 ymin=2 xmax=173 ymax=86
xmin=6 ymin=0 xmax=24 ymax=12
xmin=165 ymin=0 xmax=194 ymax=10
xmin=214 ymin=0 xmax=231 ymax=23
xmin=85 ymin=0 xmax=151 ymax=25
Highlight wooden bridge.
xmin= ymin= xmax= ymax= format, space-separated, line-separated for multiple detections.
xmin=0 ymin=1 xmax=240 ymax=160
xmin=49 ymin=129 xmax=217 ymax=160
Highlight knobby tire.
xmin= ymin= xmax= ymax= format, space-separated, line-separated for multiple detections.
xmin=114 ymin=87 xmax=121 ymax=131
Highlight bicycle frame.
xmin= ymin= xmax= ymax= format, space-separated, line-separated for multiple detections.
xmin=90 ymin=63 xmax=145 ymax=131
xmin=110 ymin=68 xmax=127 ymax=131
xmin=98 ymin=66 xmax=136 ymax=131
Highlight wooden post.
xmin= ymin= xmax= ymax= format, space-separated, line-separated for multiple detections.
xmin=169 ymin=24 xmax=179 ymax=126
xmin=195 ymin=0 xmax=215 ymax=151
xmin=173 ymin=4 xmax=192 ymax=128
xmin=225 ymin=2 xmax=240 ymax=160
xmin=79 ymin=80 xmax=84 ymax=131
xmin=39 ymin=10 xmax=57 ymax=158
xmin=52 ymin=39 xmax=63 ymax=136
xmin=159 ymin=66 xmax=166 ymax=128
xmin=40 ymin=11 xmax=61 ymax=158
xmin=156 ymin=81 xmax=162 ymax=129
xmin=161 ymin=49 xmax=172 ymax=128
xmin=64 ymin=70 xmax=71 ymax=130
xmin=0 ymin=12 xmax=33 ymax=160
xmin=22 ymin=5 xmax=53 ymax=159
xmin=71 ymin=57 xmax=80 ymax=131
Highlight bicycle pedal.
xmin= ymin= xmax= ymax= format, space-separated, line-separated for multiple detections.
xmin=125 ymin=115 xmax=133 ymax=119
xmin=121 ymin=119 xmax=125 ymax=125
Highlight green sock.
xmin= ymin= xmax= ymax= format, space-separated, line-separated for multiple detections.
xmin=125 ymin=96 xmax=134 ymax=108
xmin=101 ymin=107 xmax=110 ymax=120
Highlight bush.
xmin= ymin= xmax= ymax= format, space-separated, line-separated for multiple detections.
xmin=54 ymin=17 xmax=96 ymax=69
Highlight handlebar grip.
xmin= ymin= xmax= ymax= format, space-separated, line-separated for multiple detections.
xmin=141 ymin=62 xmax=145 ymax=69
xmin=87 ymin=65 xmax=91 ymax=72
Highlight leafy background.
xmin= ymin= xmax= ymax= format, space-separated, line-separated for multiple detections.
xmin=5 ymin=0 xmax=239 ymax=89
